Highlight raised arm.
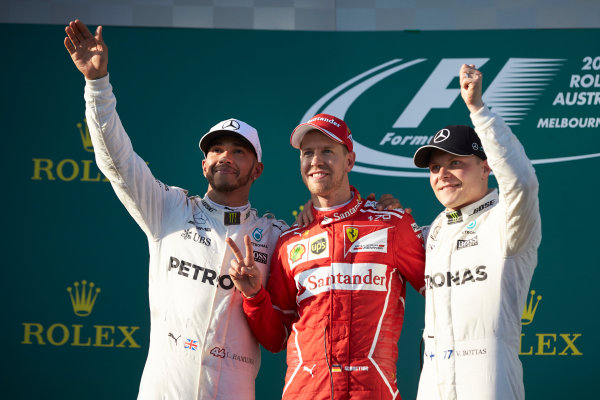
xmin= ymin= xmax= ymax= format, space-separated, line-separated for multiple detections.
xmin=65 ymin=20 xmax=185 ymax=240
xmin=460 ymin=64 xmax=484 ymax=114
xmin=460 ymin=64 xmax=541 ymax=255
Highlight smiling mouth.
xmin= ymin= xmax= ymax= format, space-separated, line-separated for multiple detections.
xmin=309 ymin=171 xmax=329 ymax=179
xmin=214 ymin=166 xmax=238 ymax=175
xmin=439 ymin=183 xmax=460 ymax=190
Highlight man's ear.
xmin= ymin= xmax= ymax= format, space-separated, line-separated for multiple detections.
xmin=202 ymin=159 xmax=208 ymax=178
xmin=346 ymin=151 xmax=356 ymax=173
xmin=482 ymin=160 xmax=491 ymax=178
xmin=253 ymin=162 xmax=264 ymax=181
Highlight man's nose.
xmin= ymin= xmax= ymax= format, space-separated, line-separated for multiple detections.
xmin=439 ymin=165 xmax=451 ymax=178
xmin=218 ymin=150 xmax=233 ymax=163
xmin=310 ymin=152 xmax=324 ymax=166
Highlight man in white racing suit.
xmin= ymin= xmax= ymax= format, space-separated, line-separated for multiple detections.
xmin=412 ymin=64 xmax=541 ymax=400
xmin=65 ymin=20 xmax=287 ymax=399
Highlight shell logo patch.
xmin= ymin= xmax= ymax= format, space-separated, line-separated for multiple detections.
xmin=290 ymin=243 xmax=306 ymax=263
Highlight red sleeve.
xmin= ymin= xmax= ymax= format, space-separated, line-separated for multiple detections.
xmin=242 ymin=235 xmax=298 ymax=353
xmin=394 ymin=212 xmax=426 ymax=295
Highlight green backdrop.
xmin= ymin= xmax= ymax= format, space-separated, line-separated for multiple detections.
xmin=2 ymin=23 xmax=598 ymax=399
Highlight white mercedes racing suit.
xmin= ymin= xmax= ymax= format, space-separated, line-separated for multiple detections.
xmin=84 ymin=75 xmax=288 ymax=399
xmin=417 ymin=106 xmax=541 ymax=400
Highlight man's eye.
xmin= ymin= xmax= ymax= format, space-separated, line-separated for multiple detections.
xmin=430 ymin=165 xmax=440 ymax=173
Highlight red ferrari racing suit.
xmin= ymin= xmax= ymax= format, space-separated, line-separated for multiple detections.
xmin=243 ymin=189 xmax=425 ymax=400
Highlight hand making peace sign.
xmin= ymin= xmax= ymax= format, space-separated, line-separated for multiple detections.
xmin=226 ymin=235 xmax=263 ymax=298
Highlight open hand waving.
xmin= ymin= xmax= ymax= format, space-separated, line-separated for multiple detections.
xmin=64 ymin=19 xmax=108 ymax=80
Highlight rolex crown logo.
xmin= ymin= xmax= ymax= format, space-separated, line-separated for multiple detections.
xmin=67 ymin=280 xmax=101 ymax=317
xmin=76 ymin=118 xmax=94 ymax=153
xmin=521 ymin=289 xmax=542 ymax=325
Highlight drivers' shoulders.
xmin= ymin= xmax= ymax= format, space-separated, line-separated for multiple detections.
xmin=277 ymin=223 xmax=306 ymax=242
xmin=165 ymin=185 xmax=195 ymax=209
xmin=256 ymin=211 xmax=289 ymax=232
xmin=360 ymin=200 xmax=413 ymax=225
xmin=273 ymin=222 xmax=318 ymax=255
xmin=253 ymin=212 xmax=289 ymax=247
xmin=164 ymin=184 xmax=189 ymax=197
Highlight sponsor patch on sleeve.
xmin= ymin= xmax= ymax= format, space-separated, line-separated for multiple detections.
xmin=343 ymin=225 xmax=389 ymax=256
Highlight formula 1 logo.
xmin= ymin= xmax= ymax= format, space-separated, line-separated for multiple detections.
xmin=301 ymin=57 xmax=600 ymax=177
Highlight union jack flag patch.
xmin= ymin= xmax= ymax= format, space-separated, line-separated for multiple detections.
xmin=184 ymin=339 xmax=198 ymax=351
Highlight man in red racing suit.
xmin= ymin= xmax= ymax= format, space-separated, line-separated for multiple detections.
xmin=228 ymin=114 xmax=425 ymax=400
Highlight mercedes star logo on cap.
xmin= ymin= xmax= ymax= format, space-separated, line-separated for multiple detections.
xmin=433 ymin=129 xmax=450 ymax=143
xmin=222 ymin=120 xmax=240 ymax=130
